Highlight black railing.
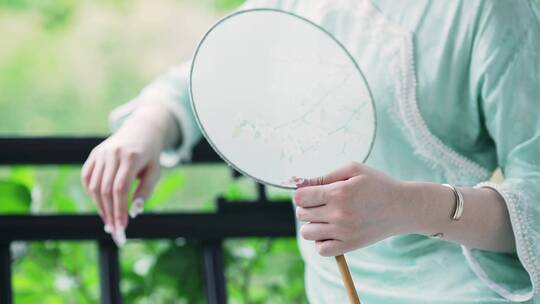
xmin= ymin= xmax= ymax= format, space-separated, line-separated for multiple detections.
xmin=0 ymin=137 xmax=296 ymax=304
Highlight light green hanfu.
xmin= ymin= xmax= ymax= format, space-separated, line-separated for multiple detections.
xmin=111 ymin=0 xmax=540 ymax=302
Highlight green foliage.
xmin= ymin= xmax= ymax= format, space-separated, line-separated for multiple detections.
xmin=13 ymin=241 xmax=99 ymax=303
xmin=0 ymin=0 xmax=77 ymax=29
xmin=143 ymin=170 xmax=186 ymax=210
xmin=225 ymin=238 xmax=306 ymax=303
xmin=0 ymin=181 xmax=31 ymax=213
xmin=0 ymin=0 xmax=305 ymax=302
xmin=214 ymin=0 xmax=245 ymax=11
xmin=120 ymin=240 xmax=205 ymax=303
xmin=2 ymin=166 xmax=305 ymax=303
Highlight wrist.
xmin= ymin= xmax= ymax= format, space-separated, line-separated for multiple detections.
xmin=122 ymin=103 xmax=178 ymax=149
xmin=395 ymin=181 xmax=424 ymax=234
xmin=397 ymin=181 xmax=455 ymax=236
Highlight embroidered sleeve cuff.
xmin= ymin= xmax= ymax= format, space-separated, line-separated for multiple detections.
xmin=460 ymin=181 xmax=539 ymax=302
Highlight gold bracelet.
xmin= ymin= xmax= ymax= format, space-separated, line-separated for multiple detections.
xmin=442 ymin=183 xmax=464 ymax=221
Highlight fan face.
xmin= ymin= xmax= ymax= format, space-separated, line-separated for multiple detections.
xmin=190 ymin=9 xmax=376 ymax=189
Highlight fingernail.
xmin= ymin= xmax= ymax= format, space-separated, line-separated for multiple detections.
xmin=104 ymin=224 xmax=113 ymax=234
xmin=294 ymin=177 xmax=306 ymax=186
xmin=129 ymin=207 xmax=143 ymax=219
xmin=129 ymin=198 xmax=145 ymax=219
xmin=114 ymin=229 xmax=126 ymax=247
xmin=134 ymin=197 xmax=144 ymax=207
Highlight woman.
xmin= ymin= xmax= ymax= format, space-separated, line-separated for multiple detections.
xmin=81 ymin=0 xmax=540 ymax=302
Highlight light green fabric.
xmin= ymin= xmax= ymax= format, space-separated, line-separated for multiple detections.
xmin=111 ymin=0 xmax=540 ymax=302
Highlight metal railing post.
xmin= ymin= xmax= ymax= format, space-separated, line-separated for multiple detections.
xmin=0 ymin=137 xmax=297 ymax=304
xmin=0 ymin=242 xmax=12 ymax=304
xmin=201 ymin=239 xmax=227 ymax=304
xmin=256 ymin=183 xmax=268 ymax=202
xmin=98 ymin=240 xmax=122 ymax=304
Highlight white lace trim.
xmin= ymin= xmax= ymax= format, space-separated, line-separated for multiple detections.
xmin=316 ymin=0 xmax=492 ymax=185
xmin=472 ymin=182 xmax=539 ymax=300
xmin=391 ymin=33 xmax=492 ymax=184
xmin=337 ymin=1 xmax=536 ymax=299
xmin=462 ymin=246 xmax=534 ymax=302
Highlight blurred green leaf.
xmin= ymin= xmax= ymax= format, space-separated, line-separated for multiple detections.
xmin=225 ymin=238 xmax=306 ymax=303
xmin=151 ymin=242 xmax=204 ymax=303
xmin=13 ymin=242 xmax=99 ymax=303
xmin=0 ymin=180 xmax=31 ymax=213
xmin=48 ymin=168 xmax=78 ymax=212
xmin=144 ymin=170 xmax=186 ymax=210
xmin=121 ymin=240 xmax=205 ymax=303
xmin=9 ymin=166 xmax=35 ymax=189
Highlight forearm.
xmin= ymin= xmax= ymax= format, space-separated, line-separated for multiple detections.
xmin=402 ymin=182 xmax=516 ymax=253
xmin=119 ymin=102 xmax=181 ymax=150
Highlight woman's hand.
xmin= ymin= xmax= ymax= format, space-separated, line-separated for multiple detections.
xmin=81 ymin=103 xmax=179 ymax=245
xmin=294 ymin=161 xmax=518 ymax=255
xmin=294 ymin=162 xmax=414 ymax=257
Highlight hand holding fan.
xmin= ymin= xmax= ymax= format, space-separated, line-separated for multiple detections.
xmin=190 ymin=9 xmax=376 ymax=304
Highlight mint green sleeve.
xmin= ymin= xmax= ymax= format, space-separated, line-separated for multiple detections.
xmin=462 ymin=1 xmax=540 ymax=301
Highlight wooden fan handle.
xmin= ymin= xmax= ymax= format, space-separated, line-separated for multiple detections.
xmin=335 ymin=254 xmax=361 ymax=304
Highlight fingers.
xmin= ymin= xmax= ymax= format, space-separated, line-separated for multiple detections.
xmin=127 ymin=163 xmax=159 ymax=219
xmin=294 ymin=186 xmax=326 ymax=208
xmin=133 ymin=162 xmax=160 ymax=204
xmin=296 ymin=205 xmax=330 ymax=223
xmin=298 ymin=161 xmax=363 ymax=187
xmin=315 ymin=240 xmax=346 ymax=257
xmin=81 ymin=153 xmax=99 ymax=215
xmin=129 ymin=197 xmax=145 ymax=219
xmin=301 ymin=223 xmax=348 ymax=256
xmin=294 ymin=162 xmax=363 ymax=207
xmin=101 ymin=151 xmax=120 ymax=231
xmin=87 ymin=157 xmax=109 ymax=226
xmin=112 ymin=157 xmax=138 ymax=230
xmin=81 ymin=152 xmax=96 ymax=192
xmin=300 ymin=223 xmax=336 ymax=241
xmin=109 ymin=153 xmax=156 ymax=247
xmin=82 ymin=146 xmax=145 ymax=247
xmin=80 ymin=128 xmax=164 ymax=248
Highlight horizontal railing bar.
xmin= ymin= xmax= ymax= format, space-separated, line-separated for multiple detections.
xmin=0 ymin=201 xmax=295 ymax=241
xmin=0 ymin=137 xmax=221 ymax=165
xmin=0 ymin=137 xmax=295 ymax=304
